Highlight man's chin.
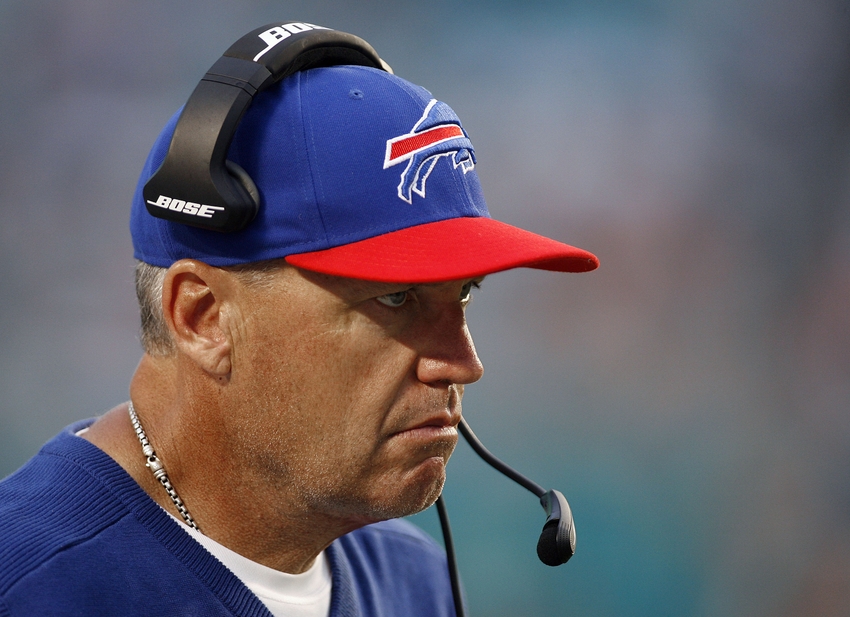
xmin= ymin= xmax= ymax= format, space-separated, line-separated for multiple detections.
xmin=364 ymin=462 xmax=447 ymax=521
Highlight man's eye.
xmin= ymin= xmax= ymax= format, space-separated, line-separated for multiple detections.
xmin=376 ymin=291 xmax=409 ymax=307
xmin=460 ymin=281 xmax=481 ymax=304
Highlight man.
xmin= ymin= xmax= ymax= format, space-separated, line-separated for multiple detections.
xmin=0 ymin=23 xmax=597 ymax=617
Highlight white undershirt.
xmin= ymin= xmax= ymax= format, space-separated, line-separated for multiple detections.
xmin=170 ymin=513 xmax=333 ymax=617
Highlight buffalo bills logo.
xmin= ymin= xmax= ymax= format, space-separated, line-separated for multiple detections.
xmin=383 ymin=99 xmax=476 ymax=204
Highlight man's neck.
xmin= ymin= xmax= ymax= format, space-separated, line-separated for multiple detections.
xmin=81 ymin=355 xmax=362 ymax=574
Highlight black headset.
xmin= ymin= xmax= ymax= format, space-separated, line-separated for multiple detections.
xmin=143 ymin=22 xmax=576 ymax=617
xmin=142 ymin=22 xmax=389 ymax=232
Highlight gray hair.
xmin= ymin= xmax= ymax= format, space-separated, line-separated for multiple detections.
xmin=134 ymin=259 xmax=283 ymax=356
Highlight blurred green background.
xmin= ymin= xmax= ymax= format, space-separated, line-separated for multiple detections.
xmin=2 ymin=1 xmax=850 ymax=615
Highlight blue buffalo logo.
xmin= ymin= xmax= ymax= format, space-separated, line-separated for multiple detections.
xmin=383 ymin=99 xmax=476 ymax=204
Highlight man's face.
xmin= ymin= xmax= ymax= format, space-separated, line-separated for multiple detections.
xmin=223 ymin=266 xmax=484 ymax=525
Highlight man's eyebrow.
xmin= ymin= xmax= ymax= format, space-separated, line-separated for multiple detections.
xmin=311 ymin=272 xmax=486 ymax=301
xmin=343 ymin=279 xmax=415 ymax=296
xmin=366 ymin=277 xmax=487 ymax=294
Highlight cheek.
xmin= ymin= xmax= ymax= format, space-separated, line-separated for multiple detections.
xmin=238 ymin=316 xmax=416 ymax=435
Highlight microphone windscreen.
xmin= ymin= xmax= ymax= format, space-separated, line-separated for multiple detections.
xmin=536 ymin=521 xmax=565 ymax=566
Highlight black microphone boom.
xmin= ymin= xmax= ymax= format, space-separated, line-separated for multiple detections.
xmin=435 ymin=418 xmax=576 ymax=617
xmin=457 ymin=417 xmax=576 ymax=566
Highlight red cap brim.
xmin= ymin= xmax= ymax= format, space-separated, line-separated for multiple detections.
xmin=285 ymin=217 xmax=599 ymax=283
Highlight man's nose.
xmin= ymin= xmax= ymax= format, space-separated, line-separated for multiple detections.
xmin=415 ymin=304 xmax=484 ymax=386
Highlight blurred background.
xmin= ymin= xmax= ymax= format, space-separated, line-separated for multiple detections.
xmin=2 ymin=1 xmax=849 ymax=615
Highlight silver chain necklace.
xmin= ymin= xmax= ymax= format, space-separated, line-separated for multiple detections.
xmin=128 ymin=401 xmax=201 ymax=532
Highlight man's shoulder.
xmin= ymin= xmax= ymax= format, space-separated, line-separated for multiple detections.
xmin=0 ymin=426 xmax=261 ymax=617
xmin=330 ymin=518 xmax=455 ymax=616
xmin=0 ymin=422 xmax=130 ymax=590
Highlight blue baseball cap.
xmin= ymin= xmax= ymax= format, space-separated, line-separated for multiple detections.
xmin=131 ymin=65 xmax=598 ymax=282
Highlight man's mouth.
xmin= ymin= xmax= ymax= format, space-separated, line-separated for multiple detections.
xmin=390 ymin=411 xmax=460 ymax=445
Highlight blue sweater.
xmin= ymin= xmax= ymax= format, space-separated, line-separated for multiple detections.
xmin=0 ymin=421 xmax=456 ymax=616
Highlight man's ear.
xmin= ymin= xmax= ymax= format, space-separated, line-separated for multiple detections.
xmin=161 ymin=259 xmax=234 ymax=378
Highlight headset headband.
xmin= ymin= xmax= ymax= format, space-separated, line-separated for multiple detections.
xmin=142 ymin=22 xmax=388 ymax=232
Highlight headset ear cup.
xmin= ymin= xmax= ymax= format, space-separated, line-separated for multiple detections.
xmin=225 ymin=160 xmax=261 ymax=208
